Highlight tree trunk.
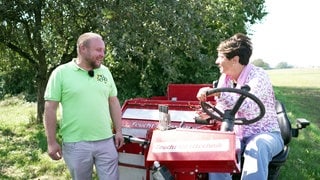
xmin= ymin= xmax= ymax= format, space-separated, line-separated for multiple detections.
xmin=36 ymin=50 xmax=49 ymax=123
xmin=36 ymin=75 xmax=47 ymax=123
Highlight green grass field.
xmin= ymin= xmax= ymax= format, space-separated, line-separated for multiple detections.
xmin=267 ymin=68 xmax=320 ymax=179
xmin=0 ymin=68 xmax=319 ymax=179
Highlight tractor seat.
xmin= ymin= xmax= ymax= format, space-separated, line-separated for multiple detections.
xmin=271 ymin=100 xmax=292 ymax=163
xmin=267 ymin=100 xmax=293 ymax=179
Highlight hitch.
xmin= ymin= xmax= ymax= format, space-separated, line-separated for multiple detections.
xmin=292 ymin=118 xmax=310 ymax=137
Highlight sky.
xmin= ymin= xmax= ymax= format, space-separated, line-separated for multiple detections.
xmin=249 ymin=0 xmax=320 ymax=68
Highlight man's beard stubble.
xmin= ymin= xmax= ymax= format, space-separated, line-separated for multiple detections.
xmin=85 ymin=56 xmax=101 ymax=69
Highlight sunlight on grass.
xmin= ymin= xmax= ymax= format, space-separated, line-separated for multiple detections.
xmin=267 ymin=68 xmax=320 ymax=88
xmin=267 ymin=68 xmax=320 ymax=179
xmin=0 ymin=96 xmax=69 ymax=179
xmin=0 ymin=96 xmax=36 ymax=125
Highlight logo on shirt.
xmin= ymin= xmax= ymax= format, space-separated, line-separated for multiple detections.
xmin=97 ymin=74 xmax=108 ymax=84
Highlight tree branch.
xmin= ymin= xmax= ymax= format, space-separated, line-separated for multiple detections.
xmin=5 ymin=42 xmax=37 ymax=66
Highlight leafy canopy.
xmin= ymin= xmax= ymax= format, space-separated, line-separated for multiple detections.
xmin=0 ymin=0 xmax=266 ymax=121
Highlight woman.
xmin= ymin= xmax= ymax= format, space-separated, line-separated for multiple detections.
xmin=196 ymin=33 xmax=284 ymax=180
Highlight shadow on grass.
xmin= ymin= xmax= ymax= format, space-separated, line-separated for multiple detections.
xmin=273 ymin=86 xmax=320 ymax=125
xmin=0 ymin=123 xmax=50 ymax=179
xmin=274 ymin=86 xmax=320 ymax=179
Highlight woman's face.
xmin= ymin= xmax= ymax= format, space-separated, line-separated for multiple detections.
xmin=215 ymin=53 xmax=234 ymax=75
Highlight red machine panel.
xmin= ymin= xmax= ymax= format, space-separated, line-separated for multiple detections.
xmin=167 ymin=84 xmax=215 ymax=101
xmin=147 ymin=128 xmax=241 ymax=173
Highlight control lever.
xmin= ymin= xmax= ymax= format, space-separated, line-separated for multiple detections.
xmin=122 ymin=134 xmax=150 ymax=145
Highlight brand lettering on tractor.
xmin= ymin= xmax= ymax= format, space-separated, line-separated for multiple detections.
xmin=132 ymin=122 xmax=157 ymax=129
xmin=152 ymin=139 xmax=230 ymax=152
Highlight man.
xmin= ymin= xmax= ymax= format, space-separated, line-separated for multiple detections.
xmin=44 ymin=32 xmax=124 ymax=180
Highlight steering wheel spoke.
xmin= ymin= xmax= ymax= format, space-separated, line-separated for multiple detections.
xmin=201 ymin=102 xmax=223 ymax=121
xmin=201 ymin=86 xmax=265 ymax=126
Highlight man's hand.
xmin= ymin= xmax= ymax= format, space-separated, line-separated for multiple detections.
xmin=114 ymin=132 xmax=124 ymax=149
xmin=47 ymin=141 xmax=62 ymax=160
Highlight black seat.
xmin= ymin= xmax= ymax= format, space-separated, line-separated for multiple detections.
xmin=267 ymin=100 xmax=292 ymax=180
xmin=233 ymin=100 xmax=295 ymax=180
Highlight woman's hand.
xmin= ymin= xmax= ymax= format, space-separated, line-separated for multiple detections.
xmin=196 ymin=87 xmax=212 ymax=101
xmin=197 ymin=87 xmax=221 ymax=101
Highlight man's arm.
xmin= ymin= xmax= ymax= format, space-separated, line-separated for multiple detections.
xmin=109 ymin=96 xmax=124 ymax=149
xmin=43 ymin=100 xmax=62 ymax=160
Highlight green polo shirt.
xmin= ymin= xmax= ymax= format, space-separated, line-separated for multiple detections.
xmin=44 ymin=60 xmax=117 ymax=142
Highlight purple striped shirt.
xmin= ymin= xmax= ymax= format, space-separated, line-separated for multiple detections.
xmin=216 ymin=64 xmax=280 ymax=139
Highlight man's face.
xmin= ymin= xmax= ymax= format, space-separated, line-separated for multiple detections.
xmin=82 ymin=38 xmax=105 ymax=69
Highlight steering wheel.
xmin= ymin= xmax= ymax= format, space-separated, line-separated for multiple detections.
xmin=201 ymin=85 xmax=265 ymax=126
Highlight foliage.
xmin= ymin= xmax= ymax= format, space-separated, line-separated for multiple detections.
xmin=251 ymin=58 xmax=271 ymax=69
xmin=102 ymin=0 xmax=267 ymax=99
xmin=0 ymin=0 xmax=119 ymax=122
xmin=0 ymin=0 xmax=267 ymax=121
xmin=0 ymin=48 xmax=37 ymax=101
xmin=275 ymin=61 xmax=293 ymax=69
xmin=105 ymin=1 xmax=217 ymax=98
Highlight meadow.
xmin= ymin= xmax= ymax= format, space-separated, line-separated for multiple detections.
xmin=0 ymin=68 xmax=319 ymax=179
xmin=267 ymin=68 xmax=320 ymax=179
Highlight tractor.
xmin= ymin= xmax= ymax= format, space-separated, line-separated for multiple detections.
xmin=117 ymin=84 xmax=309 ymax=180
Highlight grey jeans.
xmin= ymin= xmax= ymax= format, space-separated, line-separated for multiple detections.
xmin=62 ymin=137 xmax=119 ymax=180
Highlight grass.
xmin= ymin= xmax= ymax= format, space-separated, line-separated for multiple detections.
xmin=267 ymin=68 xmax=320 ymax=179
xmin=0 ymin=68 xmax=319 ymax=179
xmin=0 ymin=96 xmax=69 ymax=179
